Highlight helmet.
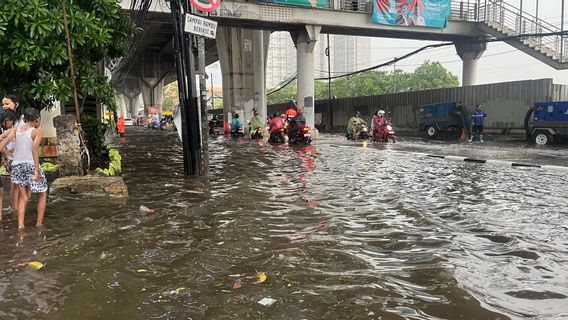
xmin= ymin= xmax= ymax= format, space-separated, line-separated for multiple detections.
xmin=377 ymin=110 xmax=385 ymax=116
xmin=355 ymin=111 xmax=361 ymax=117
xmin=234 ymin=113 xmax=239 ymax=118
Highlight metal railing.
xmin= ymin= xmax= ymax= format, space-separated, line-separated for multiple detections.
xmin=450 ymin=0 xmax=566 ymax=63
xmin=332 ymin=0 xmax=566 ymax=63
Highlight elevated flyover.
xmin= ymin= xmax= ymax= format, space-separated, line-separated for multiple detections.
xmin=114 ymin=0 xmax=567 ymax=130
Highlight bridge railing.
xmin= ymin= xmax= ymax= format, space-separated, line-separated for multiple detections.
xmin=451 ymin=0 xmax=566 ymax=63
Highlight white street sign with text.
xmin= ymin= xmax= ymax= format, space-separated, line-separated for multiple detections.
xmin=184 ymin=14 xmax=217 ymax=39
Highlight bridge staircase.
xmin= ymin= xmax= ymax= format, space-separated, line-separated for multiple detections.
xmin=451 ymin=0 xmax=568 ymax=70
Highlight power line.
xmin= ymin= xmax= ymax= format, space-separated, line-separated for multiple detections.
xmin=267 ymin=30 xmax=568 ymax=95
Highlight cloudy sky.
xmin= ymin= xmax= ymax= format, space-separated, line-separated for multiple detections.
xmin=207 ymin=0 xmax=568 ymax=87
xmin=368 ymin=0 xmax=568 ymax=85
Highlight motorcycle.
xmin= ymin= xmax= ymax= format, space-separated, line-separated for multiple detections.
xmin=159 ymin=118 xmax=168 ymax=130
xmin=288 ymin=126 xmax=311 ymax=144
xmin=347 ymin=123 xmax=370 ymax=140
xmin=231 ymin=125 xmax=245 ymax=138
xmin=268 ymin=128 xmax=286 ymax=143
xmin=250 ymin=127 xmax=263 ymax=139
xmin=373 ymin=124 xmax=397 ymax=143
xmin=209 ymin=121 xmax=220 ymax=135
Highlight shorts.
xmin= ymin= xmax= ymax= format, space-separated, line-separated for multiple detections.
xmin=11 ymin=163 xmax=48 ymax=193
xmin=472 ymin=125 xmax=484 ymax=134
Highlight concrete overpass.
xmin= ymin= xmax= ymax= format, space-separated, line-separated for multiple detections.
xmin=113 ymin=0 xmax=567 ymax=131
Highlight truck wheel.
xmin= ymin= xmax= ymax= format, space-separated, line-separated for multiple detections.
xmin=533 ymin=131 xmax=553 ymax=145
xmin=426 ymin=126 xmax=438 ymax=138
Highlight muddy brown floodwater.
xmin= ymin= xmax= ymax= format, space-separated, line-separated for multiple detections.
xmin=1 ymin=127 xmax=567 ymax=319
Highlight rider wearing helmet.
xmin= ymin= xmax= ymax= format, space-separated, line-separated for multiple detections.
xmin=288 ymin=108 xmax=306 ymax=138
xmin=230 ymin=113 xmax=244 ymax=134
xmin=284 ymin=101 xmax=298 ymax=123
xmin=372 ymin=110 xmax=388 ymax=141
xmin=268 ymin=112 xmax=284 ymax=135
xmin=347 ymin=110 xmax=367 ymax=139
xmin=250 ymin=109 xmax=264 ymax=137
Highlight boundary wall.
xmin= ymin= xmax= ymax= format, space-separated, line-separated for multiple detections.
xmin=268 ymin=78 xmax=568 ymax=132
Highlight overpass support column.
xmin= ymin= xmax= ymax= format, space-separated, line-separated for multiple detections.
xmin=218 ymin=27 xmax=254 ymax=130
xmin=455 ymin=42 xmax=486 ymax=86
xmin=291 ymin=25 xmax=321 ymax=132
xmin=253 ymin=30 xmax=269 ymax=122
xmin=139 ymin=78 xmax=165 ymax=118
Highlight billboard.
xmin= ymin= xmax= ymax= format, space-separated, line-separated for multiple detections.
xmin=258 ymin=0 xmax=329 ymax=9
xmin=372 ymin=0 xmax=451 ymax=28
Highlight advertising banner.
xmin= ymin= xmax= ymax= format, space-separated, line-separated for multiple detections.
xmin=372 ymin=0 xmax=451 ymax=28
xmin=258 ymin=0 xmax=329 ymax=9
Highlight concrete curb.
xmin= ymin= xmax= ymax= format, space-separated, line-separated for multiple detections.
xmin=418 ymin=153 xmax=568 ymax=172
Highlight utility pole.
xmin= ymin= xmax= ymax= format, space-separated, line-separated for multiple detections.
xmin=169 ymin=0 xmax=202 ymax=176
xmin=393 ymin=60 xmax=397 ymax=93
xmin=326 ymin=34 xmax=333 ymax=131
xmin=210 ymin=73 xmax=214 ymax=109
xmin=562 ymin=0 xmax=565 ymax=63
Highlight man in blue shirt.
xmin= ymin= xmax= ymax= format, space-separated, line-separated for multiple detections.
xmin=469 ymin=104 xmax=487 ymax=143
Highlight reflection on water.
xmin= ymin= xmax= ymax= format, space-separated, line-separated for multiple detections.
xmin=0 ymin=128 xmax=567 ymax=319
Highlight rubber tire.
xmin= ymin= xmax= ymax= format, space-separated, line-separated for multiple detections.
xmin=426 ymin=126 xmax=438 ymax=138
xmin=533 ymin=131 xmax=553 ymax=145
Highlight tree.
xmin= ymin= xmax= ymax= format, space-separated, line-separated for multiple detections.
xmin=0 ymin=0 xmax=135 ymax=110
xmin=162 ymin=82 xmax=179 ymax=112
xmin=408 ymin=61 xmax=460 ymax=91
xmin=266 ymin=61 xmax=459 ymax=104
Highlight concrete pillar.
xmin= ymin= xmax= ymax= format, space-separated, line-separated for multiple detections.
xmin=291 ymin=25 xmax=321 ymax=131
xmin=218 ymin=27 xmax=270 ymax=132
xmin=117 ymin=93 xmax=128 ymax=118
xmin=139 ymin=78 xmax=165 ymax=118
xmin=455 ymin=42 xmax=486 ymax=86
xmin=253 ymin=30 xmax=267 ymax=123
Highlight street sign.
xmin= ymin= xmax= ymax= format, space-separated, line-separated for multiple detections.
xmin=189 ymin=0 xmax=221 ymax=12
xmin=184 ymin=14 xmax=218 ymax=39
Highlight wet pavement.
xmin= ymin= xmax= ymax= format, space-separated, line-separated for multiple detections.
xmin=0 ymin=127 xmax=567 ymax=319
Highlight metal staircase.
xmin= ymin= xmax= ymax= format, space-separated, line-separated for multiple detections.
xmin=451 ymin=0 xmax=568 ymax=69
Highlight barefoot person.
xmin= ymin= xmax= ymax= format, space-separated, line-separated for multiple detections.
xmin=2 ymin=95 xmax=23 ymax=213
xmin=0 ymin=108 xmax=47 ymax=229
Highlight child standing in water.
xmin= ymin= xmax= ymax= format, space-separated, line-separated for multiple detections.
xmin=0 ymin=108 xmax=47 ymax=229
xmin=2 ymin=95 xmax=23 ymax=214
xmin=0 ymin=109 xmax=17 ymax=221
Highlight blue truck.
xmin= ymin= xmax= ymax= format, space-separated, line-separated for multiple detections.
xmin=526 ymin=101 xmax=568 ymax=145
xmin=419 ymin=102 xmax=468 ymax=138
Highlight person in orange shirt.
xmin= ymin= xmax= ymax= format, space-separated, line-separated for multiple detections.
xmin=284 ymin=102 xmax=297 ymax=123
xmin=117 ymin=116 xmax=125 ymax=136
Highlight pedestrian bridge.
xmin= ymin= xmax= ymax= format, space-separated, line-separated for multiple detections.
xmin=113 ymin=0 xmax=567 ymax=130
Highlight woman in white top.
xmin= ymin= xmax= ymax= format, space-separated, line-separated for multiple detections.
xmin=0 ymin=108 xmax=47 ymax=230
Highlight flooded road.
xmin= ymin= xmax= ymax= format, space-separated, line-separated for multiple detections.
xmin=1 ymin=127 xmax=567 ymax=319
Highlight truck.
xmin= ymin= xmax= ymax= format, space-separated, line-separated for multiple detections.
xmin=526 ymin=101 xmax=568 ymax=145
xmin=418 ymin=102 xmax=469 ymax=138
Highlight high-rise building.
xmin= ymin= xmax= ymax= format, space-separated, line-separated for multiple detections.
xmin=266 ymin=32 xmax=296 ymax=88
xmin=266 ymin=32 xmax=372 ymax=88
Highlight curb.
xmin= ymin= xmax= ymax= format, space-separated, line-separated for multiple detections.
xmin=418 ymin=154 xmax=568 ymax=171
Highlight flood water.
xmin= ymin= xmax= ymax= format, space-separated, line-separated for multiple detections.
xmin=1 ymin=127 xmax=567 ymax=319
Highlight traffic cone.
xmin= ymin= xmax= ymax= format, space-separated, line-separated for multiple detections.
xmin=460 ymin=128 xmax=465 ymax=141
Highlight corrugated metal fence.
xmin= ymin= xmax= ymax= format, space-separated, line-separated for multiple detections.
xmin=268 ymin=79 xmax=568 ymax=131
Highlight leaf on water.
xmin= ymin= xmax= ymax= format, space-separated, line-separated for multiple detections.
xmin=256 ymin=272 xmax=267 ymax=284
xmin=28 ymin=261 xmax=44 ymax=270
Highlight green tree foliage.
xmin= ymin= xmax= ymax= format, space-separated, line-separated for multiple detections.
xmin=0 ymin=0 xmax=135 ymax=110
xmin=162 ymin=82 xmax=179 ymax=112
xmin=267 ymin=61 xmax=460 ymax=104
